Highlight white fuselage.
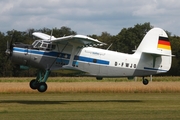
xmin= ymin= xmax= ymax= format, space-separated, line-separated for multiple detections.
xmin=76 ymin=47 xmax=139 ymax=76
xmin=74 ymin=47 xmax=168 ymax=77
xmin=11 ymin=44 xmax=170 ymax=78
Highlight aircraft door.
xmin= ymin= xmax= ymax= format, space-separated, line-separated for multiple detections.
xmin=83 ymin=51 xmax=100 ymax=75
xmin=24 ymin=47 xmax=28 ymax=55
xmin=99 ymin=64 xmax=108 ymax=76
xmin=22 ymin=47 xmax=31 ymax=65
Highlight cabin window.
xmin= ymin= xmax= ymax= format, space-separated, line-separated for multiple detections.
xmin=134 ymin=64 xmax=136 ymax=68
xmin=121 ymin=62 xmax=124 ymax=67
xmin=93 ymin=59 xmax=97 ymax=63
xmin=47 ymin=44 xmax=56 ymax=50
xmin=126 ymin=63 xmax=129 ymax=67
xmin=130 ymin=64 xmax=133 ymax=68
xmin=115 ymin=62 xmax=117 ymax=66
xmin=42 ymin=43 xmax=47 ymax=48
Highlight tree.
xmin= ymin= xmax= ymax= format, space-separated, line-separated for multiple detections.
xmin=114 ymin=22 xmax=152 ymax=53
xmin=167 ymin=35 xmax=180 ymax=75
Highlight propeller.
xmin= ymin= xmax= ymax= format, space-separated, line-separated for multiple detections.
xmin=9 ymin=30 xmax=14 ymax=50
xmin=5 ymin=30 xmax=14 ymax=59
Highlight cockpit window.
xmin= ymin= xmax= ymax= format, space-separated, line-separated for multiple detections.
xmin=42 ymin=43 xmax=48 ymax=48
xmin=35 ymin=42 xmax=42 ymax=48
xmin=32 ymin=40 xmax=56 ymax=51
xmin=32 ymin=40 xmax=38 ymax=46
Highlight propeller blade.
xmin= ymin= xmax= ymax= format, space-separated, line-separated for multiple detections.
xmin=10 ymin=30 xmax=14 ymax=50
xmin=5 ymin=30 xmax=15 ymax=60
xmin=7 ymin=40 xmax=10 ymax=50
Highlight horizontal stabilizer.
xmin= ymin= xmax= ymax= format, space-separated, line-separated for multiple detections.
xmin=142 ymin=51 xmax=174 ymax=57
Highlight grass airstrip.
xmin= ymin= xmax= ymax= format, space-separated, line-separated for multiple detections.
xmin=0 ymin=77 xmax=180 ymax=120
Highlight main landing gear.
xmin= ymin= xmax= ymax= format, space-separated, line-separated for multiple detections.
xmin=29 ymin=70 xmax=50 ymax=92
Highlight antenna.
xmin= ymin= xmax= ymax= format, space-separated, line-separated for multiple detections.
xmin=50 ymin=29 xmax=53 ymax=41
xmin=107 ymin=43 xmax=113 ymax=50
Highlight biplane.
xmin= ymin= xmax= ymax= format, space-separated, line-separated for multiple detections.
xmin=5 ymin=28 xmax=172 ymax=92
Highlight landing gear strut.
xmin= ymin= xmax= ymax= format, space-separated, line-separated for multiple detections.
xmin=29 ymin=70 xmax=50 ymax=92
xmin=142 ymin=77 xmax=149 ymax=85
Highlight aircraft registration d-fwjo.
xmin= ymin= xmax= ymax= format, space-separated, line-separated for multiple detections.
xmin=5 ymin=28 xmax=172 ymax=92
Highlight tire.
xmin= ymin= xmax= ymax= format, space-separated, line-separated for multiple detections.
xmin=143 ymin=79 xmax=149 ymax=85
xmin=29 ymin=79 xmax=38 ymax=90
xmin=37 ymin=82 xmax=48 ymax=92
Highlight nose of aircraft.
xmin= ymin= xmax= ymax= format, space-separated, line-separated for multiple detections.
xmin=5 ymin=31 xmax=14 ymax=58
xmin=5 ymin=41 xmax=11 ymax=55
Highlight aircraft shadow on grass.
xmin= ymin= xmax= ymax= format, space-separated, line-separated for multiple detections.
xmin=0 ymin=100 xmax=142 ymax=105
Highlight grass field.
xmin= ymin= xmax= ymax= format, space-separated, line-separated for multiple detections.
xmin=0 ymin=77 xmax=180 ymax=120
xmin=0 ymin=93 xmax=180 ymax=120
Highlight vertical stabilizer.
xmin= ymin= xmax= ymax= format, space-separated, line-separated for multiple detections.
xmin=135 ymin=28 xmax=172 ymax=72
xmin=135 ymin=28 xmax=171 ymax=56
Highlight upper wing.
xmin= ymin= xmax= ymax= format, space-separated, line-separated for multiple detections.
xmin=32 ymin=32 xmax=56 ymax=40
xmin=33 ymin=32 xmax=105 ymax=46
xmin=51 ymin=35 xmax=105 ymax=46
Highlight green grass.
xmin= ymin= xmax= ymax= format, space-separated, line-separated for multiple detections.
xmin=0 ymin=93 xmax=180 ymax=120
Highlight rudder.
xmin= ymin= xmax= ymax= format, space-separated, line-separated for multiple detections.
xmin=135 ymin=27 xmax=171 ymax=56
xmin=135 ymin=27 xmax=172 ymax=72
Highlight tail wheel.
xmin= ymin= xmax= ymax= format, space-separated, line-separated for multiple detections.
xmin=37 ymin=82 xmax=48 ymax=92
xmin=143 ymin=79 xmax=149 ymax=85
xmin=29 ymin=79 xmax=38 ymax=90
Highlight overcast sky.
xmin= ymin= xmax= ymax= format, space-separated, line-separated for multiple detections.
xmin=0 ymin=0 xmax=180 ymax=36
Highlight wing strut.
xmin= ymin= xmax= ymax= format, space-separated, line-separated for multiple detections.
xmin=48 ymin=42 xmax=69 ymax=70
xmin=68 ymin=43 xmax=78 ymax=66
xmin=63 ymin=43 xmax=80 ymax=69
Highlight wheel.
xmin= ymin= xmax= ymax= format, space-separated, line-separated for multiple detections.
xmin=37 ymin=82 xmax=47 ymax=92
xmin=29 ymin=79 xmax=38 ymax=90
xmin=143 ymin=79 xmax=149 ymax=85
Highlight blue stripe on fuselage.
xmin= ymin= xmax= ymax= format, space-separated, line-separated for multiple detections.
xmin=13 ymin=47 xmax=109 ymax=65
xmin=13 ymin=47 xmax=58 ymax=57
xmin=144 ymin=67 xmax=167 ymax=72
xmin=78 ymin=56 xmax=109 ymax=65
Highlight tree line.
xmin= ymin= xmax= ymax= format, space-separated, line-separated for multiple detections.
xmin=0 ymin=22 xmax=180 ymax=77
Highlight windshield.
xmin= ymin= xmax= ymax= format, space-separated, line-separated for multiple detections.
xmin=32 ymin=40 xmax=56 ymax=50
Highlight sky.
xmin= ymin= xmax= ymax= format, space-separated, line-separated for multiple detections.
xmin=0 ymin=0 xmax=180 ymax=36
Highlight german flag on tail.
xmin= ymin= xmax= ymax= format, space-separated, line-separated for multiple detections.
xmin=157 ymin=36 xmax=171 ymax=50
